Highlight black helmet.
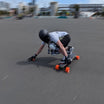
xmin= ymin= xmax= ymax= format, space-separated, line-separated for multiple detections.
xmin=39 ymin=29 xmax=49 ymax=43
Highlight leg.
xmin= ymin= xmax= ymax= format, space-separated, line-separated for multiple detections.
xmin=58 ymin=35 xmax=71 ymax=63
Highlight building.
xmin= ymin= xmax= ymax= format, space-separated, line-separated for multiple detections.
xmin=0 ymin=1 xmax=10 ymax=11
xmin=39 ymin=7 xmax=50 ymax=15
xmin=18 ymin=2 xmax=29 ymax=14
xmin=58 ymin=4 xmax=70 ymax=12
xmin=28 ymin=3 xmax=39 ymax=15
xmin=69 ymin=4 xmax=103 ymax=12
xmin=17 ymin=2 xmax=104 ymax=16
xmin=39 ymin=3 xmax=104 ymax=16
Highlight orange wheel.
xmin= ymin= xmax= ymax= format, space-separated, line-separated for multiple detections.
xmin=76 ymin=56 xmax=80 ymax=60
xmin=65 ymin=67 xmax=70 ymax=73
xmin=55 ymin=65 xmax=60 ymax=70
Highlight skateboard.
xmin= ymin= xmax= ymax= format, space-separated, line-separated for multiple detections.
xmin=55 ymin=53 xmax=80 ymax=73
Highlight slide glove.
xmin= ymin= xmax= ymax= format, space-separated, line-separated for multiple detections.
xmin=28 ymin=54 xmax=37 ymax=62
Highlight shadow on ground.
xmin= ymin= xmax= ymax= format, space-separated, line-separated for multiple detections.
xmin=16 ymin=56 xmax=78 ymax=73
xmin=16 ymin=57 xmax=60 ymax=69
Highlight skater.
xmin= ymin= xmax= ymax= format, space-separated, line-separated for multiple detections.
xmin=28 ymin=29 xmax=74 ymax=64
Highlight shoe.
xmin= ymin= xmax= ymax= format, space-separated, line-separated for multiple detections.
xmin=60 ymin=56 xmax=66 ymax=64
xmin=60 ymin=56 xmax=71 ymax=64
xmin=67 ymin=46 xmax=74 ymax=55
xmin=60 ymin=59 xmax=65 ymax=64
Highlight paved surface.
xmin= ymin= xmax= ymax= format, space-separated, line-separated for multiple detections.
xmin=0 ymin=17 xmax=104 ymax=104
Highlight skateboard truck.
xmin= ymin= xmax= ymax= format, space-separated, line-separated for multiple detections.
xmin=55 ymin=55 xmax=80 ymax=73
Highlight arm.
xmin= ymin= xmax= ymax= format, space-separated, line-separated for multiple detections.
xmin=56 ymin=40 xmax=68 ymax=57
xmin=36 ymin=44 xmax=45 ymax=56
xmin=28 ymin=44 xmax=45 ymax=62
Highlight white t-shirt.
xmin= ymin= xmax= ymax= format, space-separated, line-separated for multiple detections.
xmin=42 ymin=31 xmax=68 ymax=45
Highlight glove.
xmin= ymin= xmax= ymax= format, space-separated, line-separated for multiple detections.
xmin=28 ymin=54 xmax=37 ymax=62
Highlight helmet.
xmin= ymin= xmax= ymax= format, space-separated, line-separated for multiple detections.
xmin=39 ymin=29 xmax=49 ymax=43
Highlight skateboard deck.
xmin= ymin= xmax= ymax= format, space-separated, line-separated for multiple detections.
xmin=55 ymin=53 xmax=80 ymax=73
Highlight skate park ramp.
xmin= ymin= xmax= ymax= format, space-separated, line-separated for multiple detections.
xmin=0 ymin=18 xmax=104 ymax=104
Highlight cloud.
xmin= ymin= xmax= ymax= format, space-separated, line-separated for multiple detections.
xmin=4 ymin=0 xmax=104 ymax=8
xmin=2 ymin=0 xmax=55 ymax=8
xmin=1 ymin=0 xmax=27 ymax=8
xmin=89 ymin=0 xmax=104 ymax=4
xmin=36 ymin=0 xmax=55 ymax=7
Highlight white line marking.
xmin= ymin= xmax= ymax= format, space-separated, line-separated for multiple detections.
xmin=1 ymin=75 xmax=8 ymax=80
xmin=73 ymin=95 xmax=78 ymax=101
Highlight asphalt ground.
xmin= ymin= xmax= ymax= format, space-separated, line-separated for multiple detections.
xmin=0 ymin=17 xmax=104 ymax=104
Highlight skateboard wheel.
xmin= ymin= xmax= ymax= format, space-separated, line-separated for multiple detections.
xmin=65 ymin=67 xmax=70 ymax=73
xmin=55 ymin=65 xmax=60 ymax=70
xmin=75 ymin=56 xmax=80 ymax=60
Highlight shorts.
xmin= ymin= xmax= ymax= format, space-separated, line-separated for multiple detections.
xmin=60 ymin=34 xmax=71 ymax=47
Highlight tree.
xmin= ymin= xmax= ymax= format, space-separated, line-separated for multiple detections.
xmin=0 ymin=10 xmax=9 ymax=16
xmin=101 ymin=12 xmax=104 ymax=17
xmin=73 ymin=4 xmax=80 ymax=18
xmin=101 ymin=7 xmax=104 ymax=17
xmin=29 ymin=7 xmax=34 ymax=13
xmin=29 ymin=7 xmax=35 ymax=16
xmin=22 ymin=6 xmax=26 ymax=13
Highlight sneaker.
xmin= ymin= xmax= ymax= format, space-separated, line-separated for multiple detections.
xmin=67 ymin=46 xmax=74 ymax=55
xmin=59 ymin=56 xmax=65 ymax=63
xmin=60 ymin=59 xmax=65 ymax=64
xmin=60 ymin=56 xmax=71 ymax=64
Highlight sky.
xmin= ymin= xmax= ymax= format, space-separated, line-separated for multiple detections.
xmin=1 ymin=0 xmax=104 ymax=8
